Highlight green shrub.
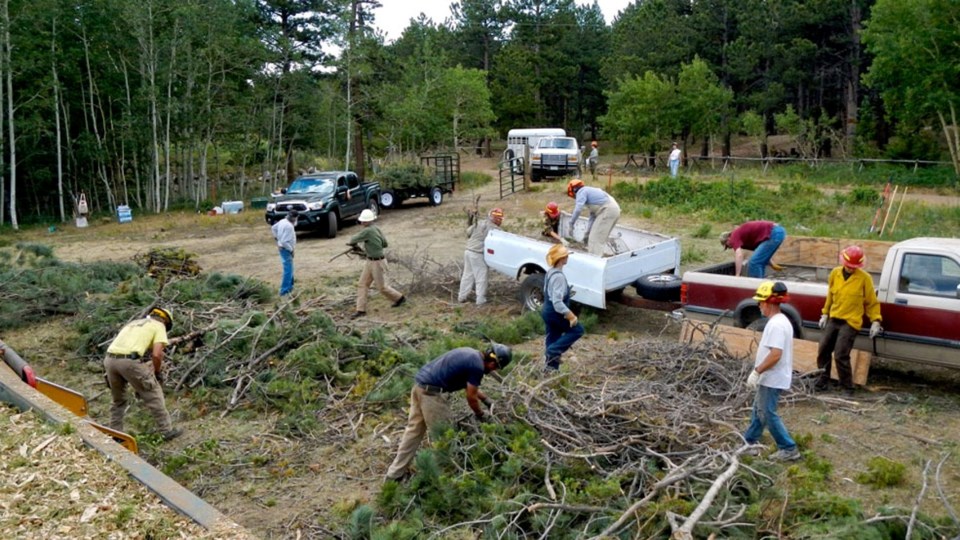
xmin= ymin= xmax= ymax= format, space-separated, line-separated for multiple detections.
xmin=461 ymin=171 xmax=493 ymax=190
xmin=856 ymin=456 xmax=907 ymax=489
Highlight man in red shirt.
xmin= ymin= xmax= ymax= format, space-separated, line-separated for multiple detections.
xmin=720 ymin=220 xmax=786 ymax=277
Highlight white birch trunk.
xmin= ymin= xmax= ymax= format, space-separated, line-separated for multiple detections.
xmin=3 ymin=0 xmax=16 ymax=230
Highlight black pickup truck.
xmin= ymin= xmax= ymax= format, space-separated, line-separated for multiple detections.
xmin=264 ymin=171 xmax=380 ymax=238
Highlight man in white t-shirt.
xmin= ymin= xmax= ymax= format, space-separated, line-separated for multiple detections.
xmin=668 ymin=142 xmax=682 ymax=177
xmin=743 ymin=281 xmax=801 ymax=461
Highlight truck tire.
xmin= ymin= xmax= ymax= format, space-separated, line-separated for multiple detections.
xmin=519 ymin=273 xmax=546 ymax=312
xmin=324 ymin=211 xmax=338 ymax=239
xmin=738 ymin=303 xmax=804 ymax=339
xmin=429 ymin=186 xmax=443 ymax=206
xmin=633 ymin=274 xmax=681 ymax=302
xmin=380 ymin=190 xmax=398 ymax=209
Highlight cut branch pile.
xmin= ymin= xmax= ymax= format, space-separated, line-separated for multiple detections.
xmin=133 ymin=247 xmax=202 ymax=280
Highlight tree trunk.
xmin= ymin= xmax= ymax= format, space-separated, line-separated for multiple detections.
xmin=81 ymin=29 xmax=114 ymax=213
xmin=52 ymin=20 xmax=66 ymax=222
xmin=3 ymin=0 xmax=16 ymax=230
xmin=163 ymin=22 xmax=179 ymax=212
xmin=845 ymin=0 xmax=861 ymax=146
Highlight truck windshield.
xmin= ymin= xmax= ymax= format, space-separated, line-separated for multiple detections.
xmin=287 ymin=177 xmax=335 ymax=195
xmin=539 ymin=138 xmax=576 ymax=149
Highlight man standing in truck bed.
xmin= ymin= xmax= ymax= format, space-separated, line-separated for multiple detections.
xmin=720 ymin=220 xmax=787 ymax=278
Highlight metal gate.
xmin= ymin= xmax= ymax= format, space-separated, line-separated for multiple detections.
xmin=499 ymin=157 xmax=525 ymax=199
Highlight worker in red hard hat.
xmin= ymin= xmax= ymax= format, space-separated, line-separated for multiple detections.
xmin=814 ymin=245 xmax=883 ymax=395
xmin=458 ymin=208 xmax=503 ymax=305
xmin=541 ymin=201 xmax=567 ymax=246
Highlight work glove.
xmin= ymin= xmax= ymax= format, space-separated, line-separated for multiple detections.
xmin=746 ymin=370 xmax=760 ymax=389
xmin=869 ymin=321 xmax=883 ymax=339
xmin=565 ymin=311 xmax=579 ymax=328
xmin=818 ymin=314 xmax=828 ymax=330
xmin=560 ymin=237 xmax=569 ymax=247
xmin=769 ymin=261 xmax=784 ymax=271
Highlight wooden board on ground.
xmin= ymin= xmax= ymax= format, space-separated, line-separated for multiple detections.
xmin=776 ymin=236 xmax=890 ymax=275
xmin=680 ymin=320 xmax=871 ymax=385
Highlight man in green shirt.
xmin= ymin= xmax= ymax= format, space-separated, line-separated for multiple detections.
xmin=348 ymin=209 xmax=405 ymax=319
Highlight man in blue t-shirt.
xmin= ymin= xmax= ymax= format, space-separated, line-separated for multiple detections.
xmin=384 ymin=343 xmax=512 ymax=481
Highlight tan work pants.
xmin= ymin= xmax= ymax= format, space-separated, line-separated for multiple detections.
xmin=104 ymin=354 xmax=173 ymax=433
xmin=458 ymin=250 xmax=488 ymax=304
xmin=586 ymin=198 xmax=622 ymax=256
xmin=385 ymin=385 xmax=452 ymax=480
xmin=356 ymin=259 xmax=403 ymax=312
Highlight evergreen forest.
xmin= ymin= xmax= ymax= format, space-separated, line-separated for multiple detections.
xmin=0 ymin=0 xmax=957 ymax=228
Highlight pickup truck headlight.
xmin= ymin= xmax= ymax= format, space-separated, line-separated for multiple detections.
xmin=307 ymin=201 xmax=324 ymax=211
xmin=266 ymin=203 xmax=276 ymax=211
xmin=569 ymin=156 xmax=579 ymax=162
xmin=531 ymin=154 xmax=541 ymax=162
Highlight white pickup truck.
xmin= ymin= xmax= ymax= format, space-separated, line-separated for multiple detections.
xmin=484 ymin=214 xmax=682 ymax=310
xmin=682 ymin=237 xmax=960 ymax=368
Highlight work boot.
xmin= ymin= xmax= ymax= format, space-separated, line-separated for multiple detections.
xmin=350 ymin=311 xmax=366 ymax=320
xmin=161 ymin=428 xmax=183 ymax=442
xmin=813 ymin=377 xmax=830 ymax=392
xmin=392 ymin=295 xmax=406 ymax=308
xmin=770 ymin=448 xmax=801 ymax=462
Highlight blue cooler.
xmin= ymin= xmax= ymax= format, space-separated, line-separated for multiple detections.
xmin=117 ymin=205 xmax=133 ymax=223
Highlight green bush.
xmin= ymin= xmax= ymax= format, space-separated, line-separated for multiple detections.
xmin=856 ymin=456 xmax=907 ymax=489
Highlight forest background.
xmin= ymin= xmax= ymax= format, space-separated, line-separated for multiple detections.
xmin=0 ymin=0 xmax=956 ymax=229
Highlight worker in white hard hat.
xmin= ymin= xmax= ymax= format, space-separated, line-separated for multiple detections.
xmin=348 ymin=209 xmax=405 ymax=319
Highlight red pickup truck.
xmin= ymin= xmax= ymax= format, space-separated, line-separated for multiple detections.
xmin=681 ymin=237 xmax=960 ymax=368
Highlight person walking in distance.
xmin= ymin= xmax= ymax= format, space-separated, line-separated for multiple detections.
xmin=814 ymin=245 xmax=883 ymax=394
xmin=541 ymin=202 xmax=567 ymax=245
xmin=458 ymin=208 xmax=503 ymax=305
xmin=542 ymin=244 xmax=584 ymax=371
xmin=104 ymin=308 xmax=182 ymax=441
xmin=348 ymin=209 xmax=405 ymax=319
xmin=719 ymin=220 xmax=787 ymax=278
xmin=271 ymin=210 xmax=298 ymax=296
xmin=566 ymin=179 xmax=621 ymax=256
xmin=384 ymin=343 xmax=512 ymax=481
xmin=743 ymin=281 xmax=800 ymax=461
xmin=668 ymin=142 xmax=682 ymax=178
xmin=587 ymin=141 xmax=599 ymax=181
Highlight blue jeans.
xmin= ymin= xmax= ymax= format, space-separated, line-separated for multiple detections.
xmin=669 ymin=159 xmax=680 ymax=177
xmin=542 ymin=311 xmax=584 ymax=367
xmin=744 ymin=385 xmax=796 ymax=451
xmin=747 ymin=225 xmax=786 ymax=278
xmin=279 ymin=248 xmax=294 ymax=296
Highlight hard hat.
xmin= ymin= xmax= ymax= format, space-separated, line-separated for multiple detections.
xmin=719 ymin=231 xmax=732 ymax=250
xmin=840 ymin=245 xmax=865 ymax=268
xmin=358 ymin=209 xmax=377 ymax=223
xmin=489 ymin=208 xmax=504 ymax=223
xmin=546 ymin=243 xmax=570 ymax=267
xmin=591 ymin=141 xmax=598 ymax=147
xmin=485 ymin=343 xmax=513 ymax=369
xmin=545 ymin=201 xmax=560 ymax=218
xmin=753 ymin=281 xmax=789 ymax=304
xmin=566 ymin=179 xmax=584 ymax=198
xmin=150 ymin=307 xmax=173 ymax=330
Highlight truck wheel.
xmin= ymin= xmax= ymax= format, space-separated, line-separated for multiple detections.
xmin=367 ymin=198 xmax=380 ymax=217
xmin=429 ymin=186 xmax=443 ymax=206
xmin=531 ymin=171 xmax=541 ymax=183
xmin=324 ymin=212 xmax=338 ymax=239
xmin=633 ymin=274 xmax=681 ymax=302
xmin=380 ymin=190 xmax=397 ymax=209
xmin=740 ymin=305 xmax=804 ymax=338
xmin=519 ymin=273 xmax=546 ymax=312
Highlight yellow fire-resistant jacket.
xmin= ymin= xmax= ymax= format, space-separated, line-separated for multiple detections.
xmin=821 ymin=267 xmax=882 ymax=330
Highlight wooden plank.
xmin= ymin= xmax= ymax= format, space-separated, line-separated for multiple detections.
xmin=776 ymin=235 xmax=890 ymax=274
xmin=680 ymin=321 xmax=871 ymax=385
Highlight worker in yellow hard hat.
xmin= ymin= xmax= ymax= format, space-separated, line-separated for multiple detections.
xmin=541 ymin=244 xmax=584 ymax=371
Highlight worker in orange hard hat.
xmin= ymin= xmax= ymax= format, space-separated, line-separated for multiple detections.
xmin=541 ymin=202 xmax=567 ymax=246
xmin=587 ymin=141 xmax=599 ymax=180
xmin=566 ymin=178 xmax=621 ymax=256
xmin=458 ymin=208 xmax=504 ymax=305
xmin=814 ymin=245 xmax=883 ymax=395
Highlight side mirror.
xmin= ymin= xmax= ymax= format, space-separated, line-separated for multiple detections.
xmin=280 ymin=188 xmax=287 ymax=195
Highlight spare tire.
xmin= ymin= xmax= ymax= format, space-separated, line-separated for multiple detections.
xmin=633 ymin=273 xmax=681 ymax=302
